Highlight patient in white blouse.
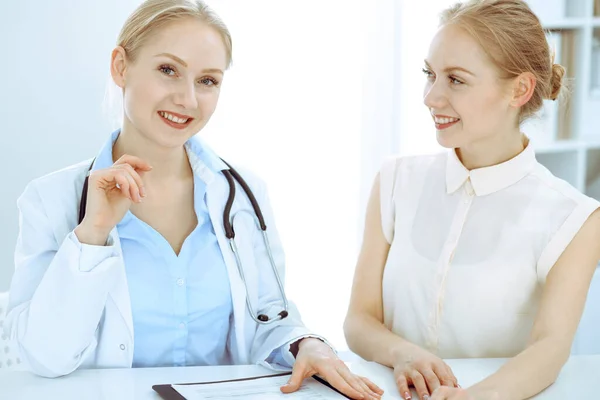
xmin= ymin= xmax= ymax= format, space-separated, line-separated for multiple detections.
xmin=344 ymin=1 xmax=600 ymax=400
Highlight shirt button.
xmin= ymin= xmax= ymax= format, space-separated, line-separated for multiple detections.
xmin=176 ymin=278 xmax=185 ymax=287
xmin=120 ymin=344 xmax=126 ymax=351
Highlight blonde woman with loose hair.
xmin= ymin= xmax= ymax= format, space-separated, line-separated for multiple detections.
xmin=344 ymin=1 xmax=600 ymax=399
xmin=4 ymin=1 xmax=384 ymax=398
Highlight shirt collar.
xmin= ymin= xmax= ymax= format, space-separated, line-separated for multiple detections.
xmin=92 ymin=130 xmax=229 ymax=184
xmin=445 ymin=139 xmax=536 ymax=196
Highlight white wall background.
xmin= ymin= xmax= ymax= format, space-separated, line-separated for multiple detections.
xmin=0 ymin=0 xmax=140 ymax=292
xmin=1 ymin=0 xmax=598 ymax=353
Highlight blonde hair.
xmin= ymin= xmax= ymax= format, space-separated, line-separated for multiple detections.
xmin=440 ymin=0 xmax=566 ymax=123
xmin=104 ymin=0 xmax=232 ymax=129
xmin=118 ymin=0 xmax=232 ymax=67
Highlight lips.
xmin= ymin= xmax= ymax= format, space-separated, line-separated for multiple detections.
xmin=432 ymin=114 xmax=460 ymax=130
xmin=158 ymin=111 xmax=194 ymax=129
xmin=159 ymin=111 xmax=193 ymax=124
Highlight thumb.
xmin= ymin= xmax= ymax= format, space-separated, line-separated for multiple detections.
xmin=280 ymin=365 xmax=306 ymax=393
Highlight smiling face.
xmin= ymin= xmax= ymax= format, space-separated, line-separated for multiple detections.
xmin=111 ymin=17 xmax=228 ymax=149
xmin=423 ymin=23 xmax=516 ymax=149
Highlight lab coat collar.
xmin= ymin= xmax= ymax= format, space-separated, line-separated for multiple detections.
xmin=91 ymin=130 xmax=229 ymax=185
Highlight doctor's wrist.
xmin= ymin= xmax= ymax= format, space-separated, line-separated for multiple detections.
xmin=75 ymin=222 xmax=111 ymax=246
xmin=291 ymin=337 xmax=326 ymax=359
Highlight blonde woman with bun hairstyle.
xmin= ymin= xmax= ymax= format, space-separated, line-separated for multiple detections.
xmin=4 ymin=1 xmax=384 ymax=398
xmin=344 ymin=1 xmax=600 ymax=399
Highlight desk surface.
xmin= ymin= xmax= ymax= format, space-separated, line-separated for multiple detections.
xmin=1 ymin=356 xmax=598 ymax=399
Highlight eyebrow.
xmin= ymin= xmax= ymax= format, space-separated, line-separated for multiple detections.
xmin=154 ymin=53 xmax=224 ymax=75
xmin=424 ymin=60 xmax=476 ymax=77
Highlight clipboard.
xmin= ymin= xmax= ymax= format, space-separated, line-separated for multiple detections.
xmin=152 ymin=372 xmax=352 ymax=399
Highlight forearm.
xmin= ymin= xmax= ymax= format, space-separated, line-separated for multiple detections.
xmin=8 ymin=232 xmax=120 ymax=376
xmin=469 ymin=338 xmax=569 ymax=400
xmin=344 ymin=312 xmax=414 ymax=368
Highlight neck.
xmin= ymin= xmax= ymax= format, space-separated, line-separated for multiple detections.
xmin=112 ymin=121 xmax=192 ymax=183
xmin=456 ymin=129 xmax=526 ymax=170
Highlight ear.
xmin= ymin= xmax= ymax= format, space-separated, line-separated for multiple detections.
xmin=110 ymin=46 xmax=128 ymax=89
xmin=509 ymin=72 xmax=536 ymax=109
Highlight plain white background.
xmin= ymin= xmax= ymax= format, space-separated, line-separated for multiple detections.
xmin=1 ymin=0 xmax=597 ymax=352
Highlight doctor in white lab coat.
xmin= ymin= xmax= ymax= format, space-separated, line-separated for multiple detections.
xmin=4 ymin=1 xmax=383 ymax=399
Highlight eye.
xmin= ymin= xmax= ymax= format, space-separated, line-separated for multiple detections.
xmin=159 ymin=65 xmax=176 ymax=76
xmin=199 ymin=77 xmax=219 ymax=87
xmin=449 ymin=76 xmax=464 ymax=85
xmin=422 ymin=68 xmax=434 ymax=80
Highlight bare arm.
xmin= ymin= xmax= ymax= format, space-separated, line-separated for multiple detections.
xmin=343 ymin=173 xmax=405 ymax=366
xmin=344 ymin=173 xmax=457 ymax=399
xmin=467 ymin=208 xmax=600 ymax=400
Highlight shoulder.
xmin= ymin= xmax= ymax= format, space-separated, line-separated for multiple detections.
xmin=530 ymin=162 xmax=600 ymax=280
xmin=380 ymin=151 xmax=446 ymax=175
xmin=19 ymin=159 xmax=93 ymax=212
xmin=213 ymin=163 xmax=271 ymax=207
xmin=378 ymin=151 xmax=446 ymax=197
xmin=227 ymin=164 xmax=267 ymax=193
xmin=528 ymin=162 xmax=599 ymax=211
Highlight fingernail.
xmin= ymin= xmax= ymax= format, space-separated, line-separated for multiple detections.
xmin=423 ymin=396 xmax=430 ymax=400
xmin=404 ymin=392 xmax=411 ymax=400
xmin=140 ymin=187 xmax=146 ymax=197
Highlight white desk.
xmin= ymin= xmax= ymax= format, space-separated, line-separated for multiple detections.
xmin=0 ymin=356 xmax=598 ymax=399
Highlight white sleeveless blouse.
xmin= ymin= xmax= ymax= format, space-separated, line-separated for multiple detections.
xmin=379 ymin=144 xmax=599 ymax=358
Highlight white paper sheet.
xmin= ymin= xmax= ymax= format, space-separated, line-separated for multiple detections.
xmin=172 ymin=374 xmax=347 ymax=399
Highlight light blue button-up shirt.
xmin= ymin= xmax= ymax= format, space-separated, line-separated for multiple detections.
xmin=93 ymin=131 xmax=291 ymax=368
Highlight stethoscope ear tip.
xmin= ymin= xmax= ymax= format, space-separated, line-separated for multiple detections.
xmin=278 ymin=311 xmax=289 ymax=319
xmin=258 ymin=314 xmax=269 ymax=322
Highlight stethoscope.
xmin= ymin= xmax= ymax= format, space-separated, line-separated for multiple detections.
xmin=78 ymin=159 xmax=289 ymax=325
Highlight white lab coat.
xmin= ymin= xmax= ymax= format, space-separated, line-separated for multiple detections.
xmin=5 ymin=146 xmax=321 ymax=378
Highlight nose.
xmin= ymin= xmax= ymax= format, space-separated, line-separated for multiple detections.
xmin=174 ymin=80 xmax=199 ymax=110
xmin=423 ymin=79 xmax=447 ymax=111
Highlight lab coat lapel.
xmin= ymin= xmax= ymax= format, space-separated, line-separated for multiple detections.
xmin=205 ymin=173 xmax=249 ymax=363
xmin=106 ymin=227 xmax=134 ymax=344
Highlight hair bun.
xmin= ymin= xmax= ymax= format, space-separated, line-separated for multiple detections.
xmin=549 ymin=63 xmax=565 ymax=101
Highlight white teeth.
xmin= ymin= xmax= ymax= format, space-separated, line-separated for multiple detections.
xmin=159 ymin=111 xmax=189 ymax=124
xmin=434 ymin=116 xmax=459 ymax=124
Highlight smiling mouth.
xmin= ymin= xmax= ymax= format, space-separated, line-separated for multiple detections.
xmin=158 ymin=111 xmax=194 ymax=129
xmin=433 ymin=116 xmax=460 ymax=130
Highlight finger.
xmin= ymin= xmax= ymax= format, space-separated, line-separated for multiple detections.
xmin=114 ymin=154 xmax=153 ymax=171
xmin=395 ymin=373 xmax=412 ymax=400
xmin=280 ymin=362 xmax=309 ymax=394
xmin=361 ymin=377 xmax=384 ymax=396
xmin=421 ymin=368 xmax=441 ymax=393
xmin=112 ymin=171 xmax=132 ymax=200
xmin=432 ymin=363 xmax=455 ymax=388
xmin=336 ymin=367 xmax=380 ymax=399
xmin=443 ymin=363 xmax=459 ymax=387
xmin=319 ymin=367 xmax=368 ymax=399
xmin=410 ymin=370 xmax=430 ymax=400
xmin=114 ymin=164 xmax=145 ymax=200
xmin=117 ymin=169 xmax=140 ymax=202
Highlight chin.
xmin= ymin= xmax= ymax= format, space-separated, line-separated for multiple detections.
xmin=436 ymin=131 xmax=461 ymax=149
